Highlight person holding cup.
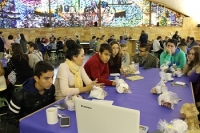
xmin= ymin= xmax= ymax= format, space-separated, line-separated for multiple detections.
xmin=183 ymin=47 xmax=200 ymax=76
xmin=160 ymin=39 xmax=186 ymax=69
xmin=7 ymin=61 xmax=55 ymax=129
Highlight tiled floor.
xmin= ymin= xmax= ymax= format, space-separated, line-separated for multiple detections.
xmin=0 ymin=55 xmax=91 ymax=133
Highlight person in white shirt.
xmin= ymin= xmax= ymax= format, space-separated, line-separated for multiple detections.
xmin=15 ymin=33 xmax=20 ymax=44
xmin=153 ymin=36 xmax=163 ymax=57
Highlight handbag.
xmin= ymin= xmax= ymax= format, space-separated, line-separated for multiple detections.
xmin=8 ymin=70 xmax=16 ymax=85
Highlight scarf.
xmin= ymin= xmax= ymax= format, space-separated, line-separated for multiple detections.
xmin=66 ymin=59 xmax=83 ymax=88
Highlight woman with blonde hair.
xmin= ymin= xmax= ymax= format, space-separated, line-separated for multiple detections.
xmin=183 ymin=46 xmax=200 ymax=76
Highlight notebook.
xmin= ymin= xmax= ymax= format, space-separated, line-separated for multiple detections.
xmin=75 ymin=98 xmax=148 ymax=133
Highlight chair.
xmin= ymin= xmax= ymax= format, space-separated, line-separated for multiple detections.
xmin=57 ymin=49 xmax=65 ymax=58
xmin=49 ymin=50 xmax=57 ymax=60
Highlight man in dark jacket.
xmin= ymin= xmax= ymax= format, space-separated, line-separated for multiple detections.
xmin=133 ymin=44 xmax=158 ymax=68
xmin=139 ymin=30 xmax=148 ymax=44
xmin=7 ymin=61 xmax=55 ymax=129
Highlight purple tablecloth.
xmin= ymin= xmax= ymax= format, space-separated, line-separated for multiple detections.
xmin=20 ymin=68 xmax=194 ymax=133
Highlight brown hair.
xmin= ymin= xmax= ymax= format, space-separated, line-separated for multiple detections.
xmin=109 ymin=40 xmax=121 ymax=66
xmin=120 ymin=44 xmax=127 ymax=48
xmin=0 ymin=62 xmax=5 ymax=76
xmin=190 ymin=46 xmax=200 ymax=66
xmin=12 ymin=43 xmax=28 ymax=61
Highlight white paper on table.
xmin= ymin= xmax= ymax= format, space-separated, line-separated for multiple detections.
xmin=175 ymin=81 xmax=186 ymax=86
xmin=92 ymin=99 xmax=114 ymax=105
xmin=133 ymin=70 xmax=140 ymax=74
xmin=110 ymin=73 xmax=120 ymax=76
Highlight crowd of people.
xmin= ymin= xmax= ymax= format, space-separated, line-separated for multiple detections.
xmin=0 ymin=30 xmax=200 ymax=132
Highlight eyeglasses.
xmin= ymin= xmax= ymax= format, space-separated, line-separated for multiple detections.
xmin=139 ymin=50 xmax=146 ymax=52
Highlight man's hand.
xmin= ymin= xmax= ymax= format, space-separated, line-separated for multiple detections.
xmin=166 ymin=47 xmax=172 ymax=55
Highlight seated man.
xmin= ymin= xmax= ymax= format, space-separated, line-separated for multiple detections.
xmin=84 ymin=43 xmax=116 ymax=86
xmin=133 ymin=44 xmax=157 ymax=68
xmin=7 ymin=61 xmax=55 ymax=128
xmin=160 ymin=39 xmax=186 ymax=69
xmin=120 ymin=44 xmax=130 ymax=66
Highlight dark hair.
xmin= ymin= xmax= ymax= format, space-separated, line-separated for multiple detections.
xmin=65 ymin=40 xmax=83 ymax=60
xmin=12 ymin=43 xmax=28 ymax=61
xmin=120 ymin=36 xmax=123 ymax=40
xmin=20 ymin=33 xmax=26 ymax=42
xmin=179 ymin=39 xmax=187 ymax=46
xmin=34 ymin=61 xmax=54 ymax=78
xmin=139 ymin=44 xmax=149 ymax=51
xmin=109 ymin=40 xmax=121 ymax=66
xmin=92 ymin=36 xmax=96 ymax=39
xmin=76 ymin=35 xmax=79 ymax=38
xmin=0 ymin=31 xmax=2 ymax=34
xmin=120 ymin=44 xmax=127 ymax=48
xmin=157 ymin=36 xmax=162 ymax=40
xmin=99 ymin=43 xmax=112 ymax=53
xmin=167 ymin=39 xmax=178 ymax=47
xmin=190 ymin=37 xmax=194 ymax=41
xmin=27 ymin=41 xmax=38 ymax=50
xmin=8 ymin=35 xmax=13 ymax=40
xmin=189 ymin=47 xmax=200 ymax=66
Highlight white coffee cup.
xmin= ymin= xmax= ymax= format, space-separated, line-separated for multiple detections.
xmin=176 ymin=73 xmax=182 ymax=77
xmin=46 ymin=107 xmax=58 ymax=124
xmin=166 ymin=73 xmax=172 ymax=80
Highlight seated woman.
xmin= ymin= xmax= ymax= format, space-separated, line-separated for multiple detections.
xmin=183 ymin=47 xmax=200 ymax=76
xmin=160 ymin=39 xmax=186 ymax=69
xmin=7 ymin=43 xmax=33 ymax=85
xmin=108 ymin=40 xmax=122 ymax=73
xmin=27 ymin=41 xmax=43 ymax=70
xmin=55 ymin=40 xmax=98 ymax=100
xmin=189 ymin=65 xmax=200 ymax=102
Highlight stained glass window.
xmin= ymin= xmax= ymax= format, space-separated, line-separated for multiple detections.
xmin=0 ymin=0 xmax=184 ymax=28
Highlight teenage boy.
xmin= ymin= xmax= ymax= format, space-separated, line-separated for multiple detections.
xmin=7 ymin=61 xmax=55 ymax=128
xmin=120 ymin=44 xmax=130 ymax=66
xmin=84 ymin=43 xmax=116 ymax=86
xmin=133 ymin=44 xmax=157 ymax=68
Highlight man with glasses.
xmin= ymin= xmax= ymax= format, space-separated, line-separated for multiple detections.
xmin=133 ymin=44 xmax=157 ymax=68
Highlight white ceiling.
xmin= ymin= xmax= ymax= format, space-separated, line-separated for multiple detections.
xmin=150 ymin=0 xmax=200 ymax=23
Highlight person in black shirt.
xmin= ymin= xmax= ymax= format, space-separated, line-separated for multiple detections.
xmin=7 ymin=61 xmax=55 ymax=131
xmin=139 ymin=30 xmax=148 ymax=44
